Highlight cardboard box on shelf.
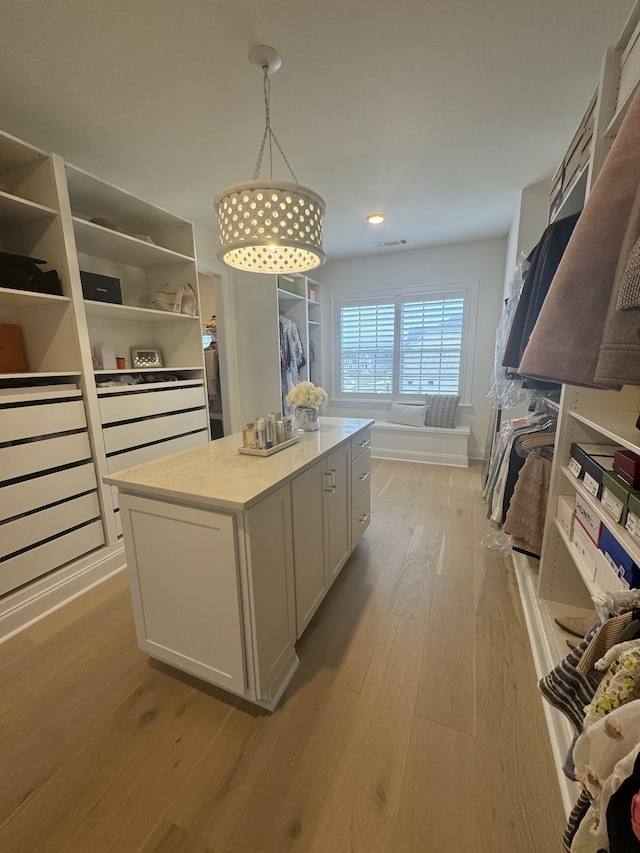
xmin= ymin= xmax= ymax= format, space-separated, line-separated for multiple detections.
xmin=0 ymin=323 xmax=27 ymax=373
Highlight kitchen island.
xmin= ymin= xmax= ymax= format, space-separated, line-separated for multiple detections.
xmin=105 ymin=417 xmax=373 ymax=710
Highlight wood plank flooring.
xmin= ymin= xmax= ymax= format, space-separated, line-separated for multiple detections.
xmin=0 ymin=459 xmax=566 ymax=852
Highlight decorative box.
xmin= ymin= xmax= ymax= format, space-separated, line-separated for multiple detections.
xmin=568 ymin=442 xmax=620 ymax=480
xmin=557 ymin=494 xmax=574 ymax=539
xmin=598 ymin=525 xmax=640 ymax=589
xmin=574 ymin=492 xmax=602 ymax=544
xmin=581 ymin=454 xmax=616 ymax=500
xmin=601 ymin=470 xmax=640 ymax=525
xmin=613 ymin=449 xmax=640 ymax=489
xmin=626 ymin=493 xmax=640 ymax=543
xmin=80 ymin=271 xmax=122 ymax=304
xmin=572 ymin=522 xmax=600 ymax=582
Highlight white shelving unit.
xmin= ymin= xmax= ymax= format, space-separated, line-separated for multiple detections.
xmin=0 ymin=131 xmax=210 ymax=630
xmin=512 ymin=0 xmax=640 ymax=817
xmin=277 ymin=272 xmax=323 ymax=398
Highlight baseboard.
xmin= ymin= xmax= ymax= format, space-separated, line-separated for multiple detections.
xmin=371 ymin=448 xmax=468 ymax=467
xmin=0 ymin=544 xmax=126 ymax=643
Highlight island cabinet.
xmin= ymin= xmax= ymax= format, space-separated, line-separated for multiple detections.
xmin=106 ymin=417 xmax=373 ymax=710
xmin=291 ymin=442 xmax=351 ymax=637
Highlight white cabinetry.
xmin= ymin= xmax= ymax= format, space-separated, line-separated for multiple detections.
xmin=351 ymin=429 xmax=372 ymax=547
xmin=120 ymin=493 xmax=245 ymax=693
xmin=512 ymin=0 xmax=640 ymax=816
xmin=107 ymin=418 xmax=372 ymax=710
xmin=292 ymin=441 xmax=351 ymax=636
xmin=0 ymin=129 xmax=209 ymax=621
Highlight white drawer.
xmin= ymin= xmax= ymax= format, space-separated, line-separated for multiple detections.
xmin=0 ymin=462 xmax=98 ymax=521
xmin=352 ymin=449 xmax=371 ymax=507
xmin=0 ymin=432 xmax=92 ymax=482
xmin=1 ymin=491 xmax=101 ymax=560
xmin=0 ymin=520 xmax=105 ymax=597
xmin=351 ymin=429 xmax=371 ymax=462
xmin=98 ymin=384 xmax=206 ymax=423
xmin=106 ymin=428 xmax=208 ymax=472
xmin=103 ymin=409 xmax=209 ymax=455
xmin=0 ymin=397 xmax=87 ymax=443
xmin=352 ymin=492 xmax=371 ymax=546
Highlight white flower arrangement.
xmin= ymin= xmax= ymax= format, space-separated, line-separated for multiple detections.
xmin=286 ymin=381 xmax=328 ymax=408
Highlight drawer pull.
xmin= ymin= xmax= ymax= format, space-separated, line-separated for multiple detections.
xmin=359 ymin=471 xmax=370 ymax=482
xmin=358 ymin=439 xmax=370 ymax=449
xmin=359 ymin=512 xmax=370 ymax=524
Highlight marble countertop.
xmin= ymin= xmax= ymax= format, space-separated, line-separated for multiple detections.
xmin=104 ymin=417 xmax=374 ymax=511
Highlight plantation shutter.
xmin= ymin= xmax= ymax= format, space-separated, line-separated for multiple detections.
xmin=399 ymin=298 xmax=463 ymax=394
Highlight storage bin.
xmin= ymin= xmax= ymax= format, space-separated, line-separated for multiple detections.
xmin=582 ymin=454 xmax=615 ymax=499
xmin=598 ymin=525 xmax=640 ymax=589
xmin=613 ymin=448 xmax=640 ymax=489
xmin=572 ymin=522 xmax=600 ymax=582
xmin=557 ymin=494 xmax=574 ymax=538
xmin=574 ymin=492 xmax=602 ymax=544
xmin=601 ymin=470 xmax=640 ymax=524
xmin=568 ymin=442 xmax=621 ymax=480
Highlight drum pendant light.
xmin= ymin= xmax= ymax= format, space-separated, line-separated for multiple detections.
xmin=214 ymin=46 xmax=326 ymax=274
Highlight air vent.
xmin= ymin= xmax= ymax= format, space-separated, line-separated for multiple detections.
xmin=375 ymin=239 xmax=408 ymax=248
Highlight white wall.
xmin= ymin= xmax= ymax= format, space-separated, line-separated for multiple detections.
xmin=319 ymin=237 xmax=507 ymax=460
xmin=193 ymin=223 xmax=220 ymax=268
xmin=503 ymin=178 xmax=551 ymax=300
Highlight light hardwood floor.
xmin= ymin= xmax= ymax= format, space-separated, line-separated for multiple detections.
xmin=0 ymin=459 xmax=566 ymax=852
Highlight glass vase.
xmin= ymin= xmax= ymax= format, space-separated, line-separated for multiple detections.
xmin=295 ymin=405 xmax=320 ymax=431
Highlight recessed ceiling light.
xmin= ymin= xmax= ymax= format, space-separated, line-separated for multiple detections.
xmin=367 ymin=213 xmax=385 ymax=225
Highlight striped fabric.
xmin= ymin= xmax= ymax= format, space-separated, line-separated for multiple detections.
xmin=538 ymin=625 xmax=601 ymax=732
xmin=562 ymin=790 xmax=592 ymax=852
xmin=576 ymin=611 xmax=634 ymax=676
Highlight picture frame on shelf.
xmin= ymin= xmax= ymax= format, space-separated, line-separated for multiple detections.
xmin=131 ymin=346 xmax=163 ymax=369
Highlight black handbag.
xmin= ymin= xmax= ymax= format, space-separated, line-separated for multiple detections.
xmin=0 ymin=251 xmax=63 ymax=296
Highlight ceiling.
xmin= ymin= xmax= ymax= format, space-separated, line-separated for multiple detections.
xmin=0 ymin=0 xmax=635 ymax=262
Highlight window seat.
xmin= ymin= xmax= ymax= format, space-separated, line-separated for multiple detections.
xmin=370 ymin=420 xmax=470 ymax=467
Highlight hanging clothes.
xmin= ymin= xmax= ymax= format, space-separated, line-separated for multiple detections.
xmin=502 ymin=211 xmax=579 ymax=376
xmin=204 ymin=344 xmax=221 ymax=413
xmin=519 ymin=85 xmax=640 ymax=388
xmin=483 ymin=410 xmax=556 ymax=525
xmin=279 ymin=315 xmax=305 ymax=413
xmin=503 ymin=443 xmax=554 ymax=558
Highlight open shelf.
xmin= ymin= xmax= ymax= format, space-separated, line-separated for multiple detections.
xmin=84 ymin=299 xmax=200 ymax=322
xmin=512 ymin=550 xmax=589 ymax=816
xmin=73 ymin=218 xmax=194 ymax=268
xmin=0 ymin=190 xmax=57 ymax=223
xmin=0 ymin=287 xmax=70 ymax=309
xmin=562 ymin=464 xmax=640 ymax=571
xmin=94 ymin=366 xmax=203 ymax=377
xmin=0 ymin=371 xmax=81 ymax=381
xmin=95 ymin=377 xmax=203 ymax=394
xmin=277 ymin=287 xmax=305 ymax=303
xmin=569 ymin=409 xmax=640 ymax=452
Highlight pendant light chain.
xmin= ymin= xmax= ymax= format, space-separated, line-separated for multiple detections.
xmin=253 ymin=68 xmax=298 ymax=183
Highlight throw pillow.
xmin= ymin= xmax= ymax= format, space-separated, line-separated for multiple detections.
xmin=424 ymin=394 xmax=460 ymax=428
xmin=388 ymin=402 xmax=428 ymax=427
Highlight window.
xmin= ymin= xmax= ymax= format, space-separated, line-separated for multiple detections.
xmin=333 ymin=284 xmax=475 ymax=402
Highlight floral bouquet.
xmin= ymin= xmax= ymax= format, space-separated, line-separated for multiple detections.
xmin=286 ymin=381 xmax=328 ymax=408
